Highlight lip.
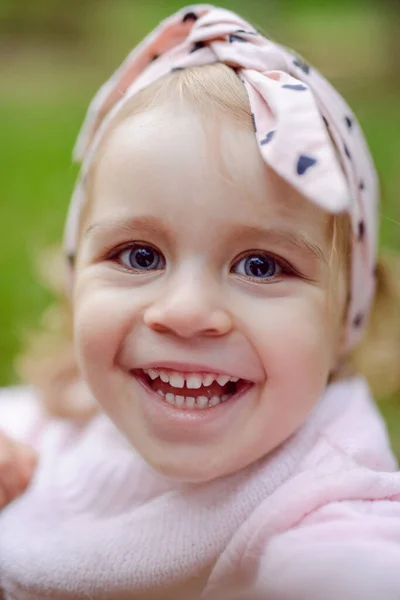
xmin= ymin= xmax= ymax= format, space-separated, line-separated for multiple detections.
xmin=132 ymin=370 xmax=255 ymax=443
xmin=135 ymin=360 xmax=254 ymax=381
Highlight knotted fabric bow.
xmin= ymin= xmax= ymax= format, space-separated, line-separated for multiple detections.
xmin=65 ymin=4 xmax=379 ymax=350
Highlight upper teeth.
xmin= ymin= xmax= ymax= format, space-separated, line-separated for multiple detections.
xmin=144 ymin=369 xmax=239 ymax=389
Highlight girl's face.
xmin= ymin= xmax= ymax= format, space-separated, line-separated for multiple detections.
xmin=74 ymin=104 xmax=347 ymax=482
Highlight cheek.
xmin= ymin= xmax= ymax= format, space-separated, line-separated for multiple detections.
xmin=247 ymin=293 xmax=333 ymax=386
xmin=239 ymin=294 xmax=334 ymax=449
xmin=73 ymin=283 xmax=138 ymax=377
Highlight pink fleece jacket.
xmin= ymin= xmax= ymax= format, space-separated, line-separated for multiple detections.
xmin=1 ymin=377 xmax=400 ymax=599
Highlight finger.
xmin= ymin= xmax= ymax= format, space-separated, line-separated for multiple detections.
xmin=0 ymin=438 xmax=37 ymax=503
xmin=0 ymin=434 xmax=15 ymax=462
xmin=0 ymin=485 xmax=7 ymax=509
xmin=0 ymin=459 xmax=24 ymax=504
xmin=16 ymin=445 xmax=37 ymax=484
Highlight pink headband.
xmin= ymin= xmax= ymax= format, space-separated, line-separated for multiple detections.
xmin=65 ymin=4 xmax=379 ymax=350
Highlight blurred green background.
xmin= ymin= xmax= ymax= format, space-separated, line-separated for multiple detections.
xmin=1 ymin=1 xmax=399 ymax=446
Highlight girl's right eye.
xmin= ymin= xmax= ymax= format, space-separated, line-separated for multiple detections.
xmin=114 ymin=244 xmax=165 ymax=272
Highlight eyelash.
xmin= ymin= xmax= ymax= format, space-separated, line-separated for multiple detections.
xmin=108 ymin=243 xmax=165 ymax=272
xmin=107 ymin=243 xmax=299 ymax=281
xmin=231 ymin=251 xmax=297 ymax=282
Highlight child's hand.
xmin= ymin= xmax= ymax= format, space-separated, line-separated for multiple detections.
xmin=0 ymin=433 xmax=37 ymax=509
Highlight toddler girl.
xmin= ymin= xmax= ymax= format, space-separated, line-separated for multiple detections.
xmin=1 ymin=5 xmax=400 ymax=599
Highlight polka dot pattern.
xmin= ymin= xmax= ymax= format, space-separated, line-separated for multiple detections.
xmin=345 ymin=116 xmax=353 ymax=129
xmin=260 ymin=130 xmax=275 ymax=145
xmin=190 ymin=41 xmax=206 ymax=52
xmin=344 ymin=143 xmax=352 ymax=161
xmin=282 ymin=84 xmax=308 ymax=91
xmin=297 ymin=155 xmax=317 ymax=175
xmin=67 ymin=4 xmax=379 ymax=351
xmin=358 ymin=220 xmax=366 ymax=241
xmin=182 ymin=12 xmax=198 ymax=23
xmin=293 ymin=57 xmax=311 ymax=75
xmin=229 ymin=34 xmax=246 ymax=43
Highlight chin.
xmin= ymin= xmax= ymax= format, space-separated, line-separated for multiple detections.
xmin=144 ymin=450 xmax=230 ymax=484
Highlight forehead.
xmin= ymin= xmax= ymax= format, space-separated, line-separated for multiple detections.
xmin=88 ymin=104 xmax=331 ymax=245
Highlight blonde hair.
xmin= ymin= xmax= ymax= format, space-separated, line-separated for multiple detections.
xmin=16 ymin=63 xmax=400 ymax=418
xmin=351 ymin=253 xmax=400 ymax=398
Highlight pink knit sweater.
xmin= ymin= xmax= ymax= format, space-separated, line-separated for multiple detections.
xmin=2 ymin=377 xmax=400 ymax=599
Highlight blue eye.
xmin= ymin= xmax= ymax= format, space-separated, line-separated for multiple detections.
xmin=232 ymin=253 xmax=282 ymax=280
xmin=118 ymin=245 xmax=165 ymax=271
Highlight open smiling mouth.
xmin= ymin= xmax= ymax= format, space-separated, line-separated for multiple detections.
xmin=133 ymin=369 xmax=252 ymax=410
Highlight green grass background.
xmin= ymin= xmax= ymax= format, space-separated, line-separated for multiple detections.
xmin=1 ymin=1 xmax=399 ymax=448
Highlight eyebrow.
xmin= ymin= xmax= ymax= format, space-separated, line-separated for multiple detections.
xmin=225 ymin=224 xmax=328 ymax=265
xmin=84 ymin=217 xmax=327 ymax=265
xmin=84 ymin=215 xmax=169 ymax=240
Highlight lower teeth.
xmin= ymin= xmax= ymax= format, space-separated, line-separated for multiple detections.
xmin=160 ymin=391 xmax=230 ymax=409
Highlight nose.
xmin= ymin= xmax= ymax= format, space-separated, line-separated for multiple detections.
xmin=143 ymin=273 xmax=232 ymax=339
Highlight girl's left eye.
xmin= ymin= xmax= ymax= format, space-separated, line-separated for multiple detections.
xmin=116 ymin=244 xmax=165 ymax=271
xmin=231 ymin=253 xmax=283 ymax=280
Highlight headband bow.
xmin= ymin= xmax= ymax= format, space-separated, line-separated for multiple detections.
xmin=65 ymin=4 xmax=379 ymax=350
